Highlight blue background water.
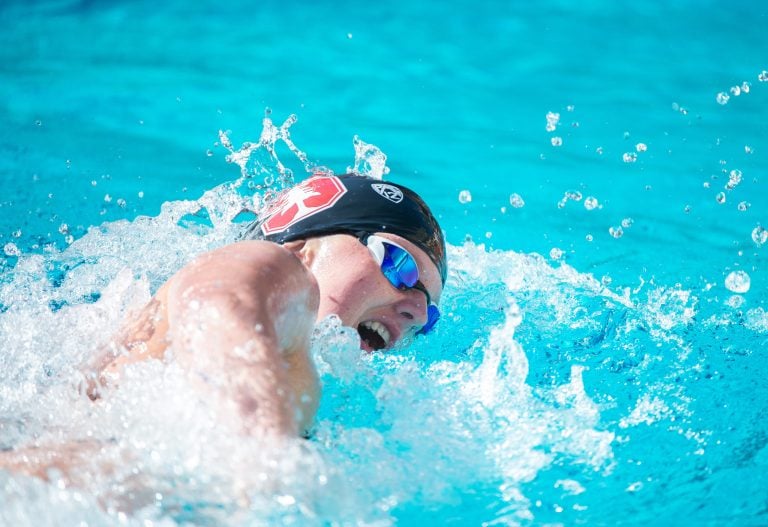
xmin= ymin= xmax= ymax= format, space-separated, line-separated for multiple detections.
xmin=1 ymin=0 xmax=767 ymax=525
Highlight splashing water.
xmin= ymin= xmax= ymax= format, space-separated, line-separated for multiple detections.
xmin=2 ymin=114 xmax=768 ymax=526
xmin=347 ymin=135 xmax=390 ymax=180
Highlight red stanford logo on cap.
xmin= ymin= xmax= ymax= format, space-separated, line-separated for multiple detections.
xmin=261 ymin=175 xmax=348 ymax=236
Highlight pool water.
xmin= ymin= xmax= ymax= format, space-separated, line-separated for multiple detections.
xmin=1 ymin=0 xmax=767 ymax=525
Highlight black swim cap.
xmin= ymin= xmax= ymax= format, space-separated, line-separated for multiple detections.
xmin=242 ymin=173 xmax=447 ymax=285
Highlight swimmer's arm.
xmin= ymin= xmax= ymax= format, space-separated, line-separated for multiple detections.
xmin=163 ymin=240 xmax=320 ymax=438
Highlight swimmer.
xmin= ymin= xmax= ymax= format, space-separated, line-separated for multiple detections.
xmin=89 ymin=173 xmax=447 ymax=438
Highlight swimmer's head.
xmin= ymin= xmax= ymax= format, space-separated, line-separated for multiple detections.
xmin=242 ymin=173 xmax=447 ymax=285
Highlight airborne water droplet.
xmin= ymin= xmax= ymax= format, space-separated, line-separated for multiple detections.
xmin=716 ymin=92 xmax=730 ymax=105
xmin=758 ymin=70 xmax=768 ymax=82
xmin=752 ymin=225 xmax=768 ymax=247
xmin=549 ymin=247 xmax=563 ymax=260
xmin=737 ymin=201 xmax=750 ymax=212
xmin=584 ymin=196 xmax=599 ymax=210
xmin=635 ymin=143 xmax=647 ymax=153
xmin=4 ymin=242 xmax=20 ymax=257
xmin=509 ymin=193 xmax=525 ymax=208
xmin=715 ymin=192 xmax=726 ymax=204
xmin=551 ymin=136 xmax=563 ymax=147
xmin=724 ymin=270 xmax=750 ymax=294
xmin=623 ymin=152 xmax=637 ymax=163
xmin=458 ymin=190 xmax=472 ymax=204
xmin=609 ymin=226 xmax=624 ymax=239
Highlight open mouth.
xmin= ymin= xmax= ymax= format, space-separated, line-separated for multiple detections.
xmin=357 ymin=321 xmax=391 ymax=351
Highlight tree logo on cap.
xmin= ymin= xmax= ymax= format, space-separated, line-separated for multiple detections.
xmin=261 ymin=176 xmax=347 ymax=236
xmin=371 ymin=183 xmax=403 ymax=204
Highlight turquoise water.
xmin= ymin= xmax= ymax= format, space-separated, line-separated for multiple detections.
xmin=1 ymin=0 xmax=767 ymax=525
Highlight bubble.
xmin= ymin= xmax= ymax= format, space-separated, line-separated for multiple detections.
xmin=609 ymin=226 xmax=624 ymax=239
xmin=752 ymin=225 xmax=768 ymax=247
xmin=730 ymin=85 xmax=741 ymax=96
xmin=458 ymin=190 xmax=472 ymax=204
xmin=716 ymin=92 xmax=730 ymax=105
xmin=745 ymin=145 xmax=753 ymax=154
xmin=509 ymin=193 xmax=525 ymax=208
xmin=584 ymin=196 xmax=599 ymax=210
xmin=758 ymin=70 xmax=768 ymax=82
xmin=621 ymin=217 xmax=634 ymax=228
xmin=623 ymin=152 xmax=637 ymax=163
xmin=3 ymin=242 xmax=20 ymax=256
xmin=725 ymin=169 xmax=742 ymax=190
xmin=549 ymin=247 xmax=563 ymax=260
xmin=635 ymin=143 xmax=647 ymax=152
xmin=737 ymin=201 xmax=750 ymax=212
xmin=551 ymin=136 xmax=563 ymax=147
xmin=724 ymin=270 xmax=750 ymax=294
xmin=715 ymin=192 xmax=726 ymax=204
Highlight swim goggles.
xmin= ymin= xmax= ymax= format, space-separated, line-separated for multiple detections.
xmin=358 ymin=233 xmax=440 ymax=335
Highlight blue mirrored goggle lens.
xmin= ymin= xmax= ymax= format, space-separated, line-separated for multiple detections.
xmin=380 ymin=244 xmax=420 ymax=289
xmin=377 ymin=240 xmax=440 ymax=335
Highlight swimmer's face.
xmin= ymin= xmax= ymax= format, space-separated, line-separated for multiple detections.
xmin=303 ymin=233 xmax=442 ymax=351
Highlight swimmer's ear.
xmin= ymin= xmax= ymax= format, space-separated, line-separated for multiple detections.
xmin=282 ymin=239 xmax=313 ymax=267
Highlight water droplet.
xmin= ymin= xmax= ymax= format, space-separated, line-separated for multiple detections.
xmin=716 ymin=92 xmax=730 ymax=105
xmin=684 ymin=205 xmax=691 ymax=213
xmin=609 ymin=226 xmax=624 ymax=239
xmin=116 ymin=198 xmax=127 ymax=208
xmin=758 ymin=70 xmax=768 ymax=82
xmin=138 ymin=191 xmax=145 ymax=198
xmin=551 ymin=136 xmax=563 ymax=147
xmin=500 ymin=206 xmax=507 ymax=214
xmin=744 ymin=145 xmax=753 ymax=154
xmin=622 ymin=152 xmax=637 ymax=163
xmin=741 ymin=81 xmax=751 ymax=93
xmin=104 ymin=194 xmax=112 ymax=203
xmin=752 ymin=225 xmax=768 ymax=247
xmin=703 ymin=182 xmax=710 ymax=189
xmin=549 ymin=247 xmax=563 ymax=260
xmin=509 ymin=193 xmax=525 ymax=208
xmin=458 ymin=190 xmax=472 ymax=204
xmin=585 ymin=234 xmax=593 ymax=242
xmin=621 ymin=217 xmax=634 ymax=228
xmin=347 ymin=33 xmax=353 ymax=39
xmin=635 ymin=143 xmax=647 ymax=153
xmin=206 ymin=149 xmax=213 ymax=157
xmin=34 ymin=119 xmax=42 ymax=126
xmin=546 ymin=111 xmax=560 ymax=131
xmin=623 ymin=131 xmax=631 ymax=139
xmin=725 ymin=169 xmax=742 ymax=190
xmin=584 ymin=196 xmax=599 ymax=210
xmin=2 ymin=242 xmax=22 ymax=257
xmin=65 ymin=159 xmax=71 ymax=169
xmin=91 ymin=180 xmax=97 ymax=187
xmin=724 ymin=270 xmax=750 ymax=293
xmin=595 ymin=146 xmax=604 ymax=155
xmin=730 ymin=85 xmax=741 ymax=96
xmin=64 ymin=235 xmax=74 ymax=244
xmin=715 ymin=192 xmax=726 ymax=204
xmin=601 ymin=275 xmax=612 ymax=286
xmin=737 ymin=201 xmax=750 ymax=211
xmin=485 ymin=231 xmax=493 ymax=239
xmin=566 ymin=105 xmax=575 ymax=112
xmin=58 ymin=223 xmax=69 ymax=235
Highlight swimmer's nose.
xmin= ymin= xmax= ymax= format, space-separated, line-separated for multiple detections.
xmin=395 ymin=293 xmax=428 ymax=331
